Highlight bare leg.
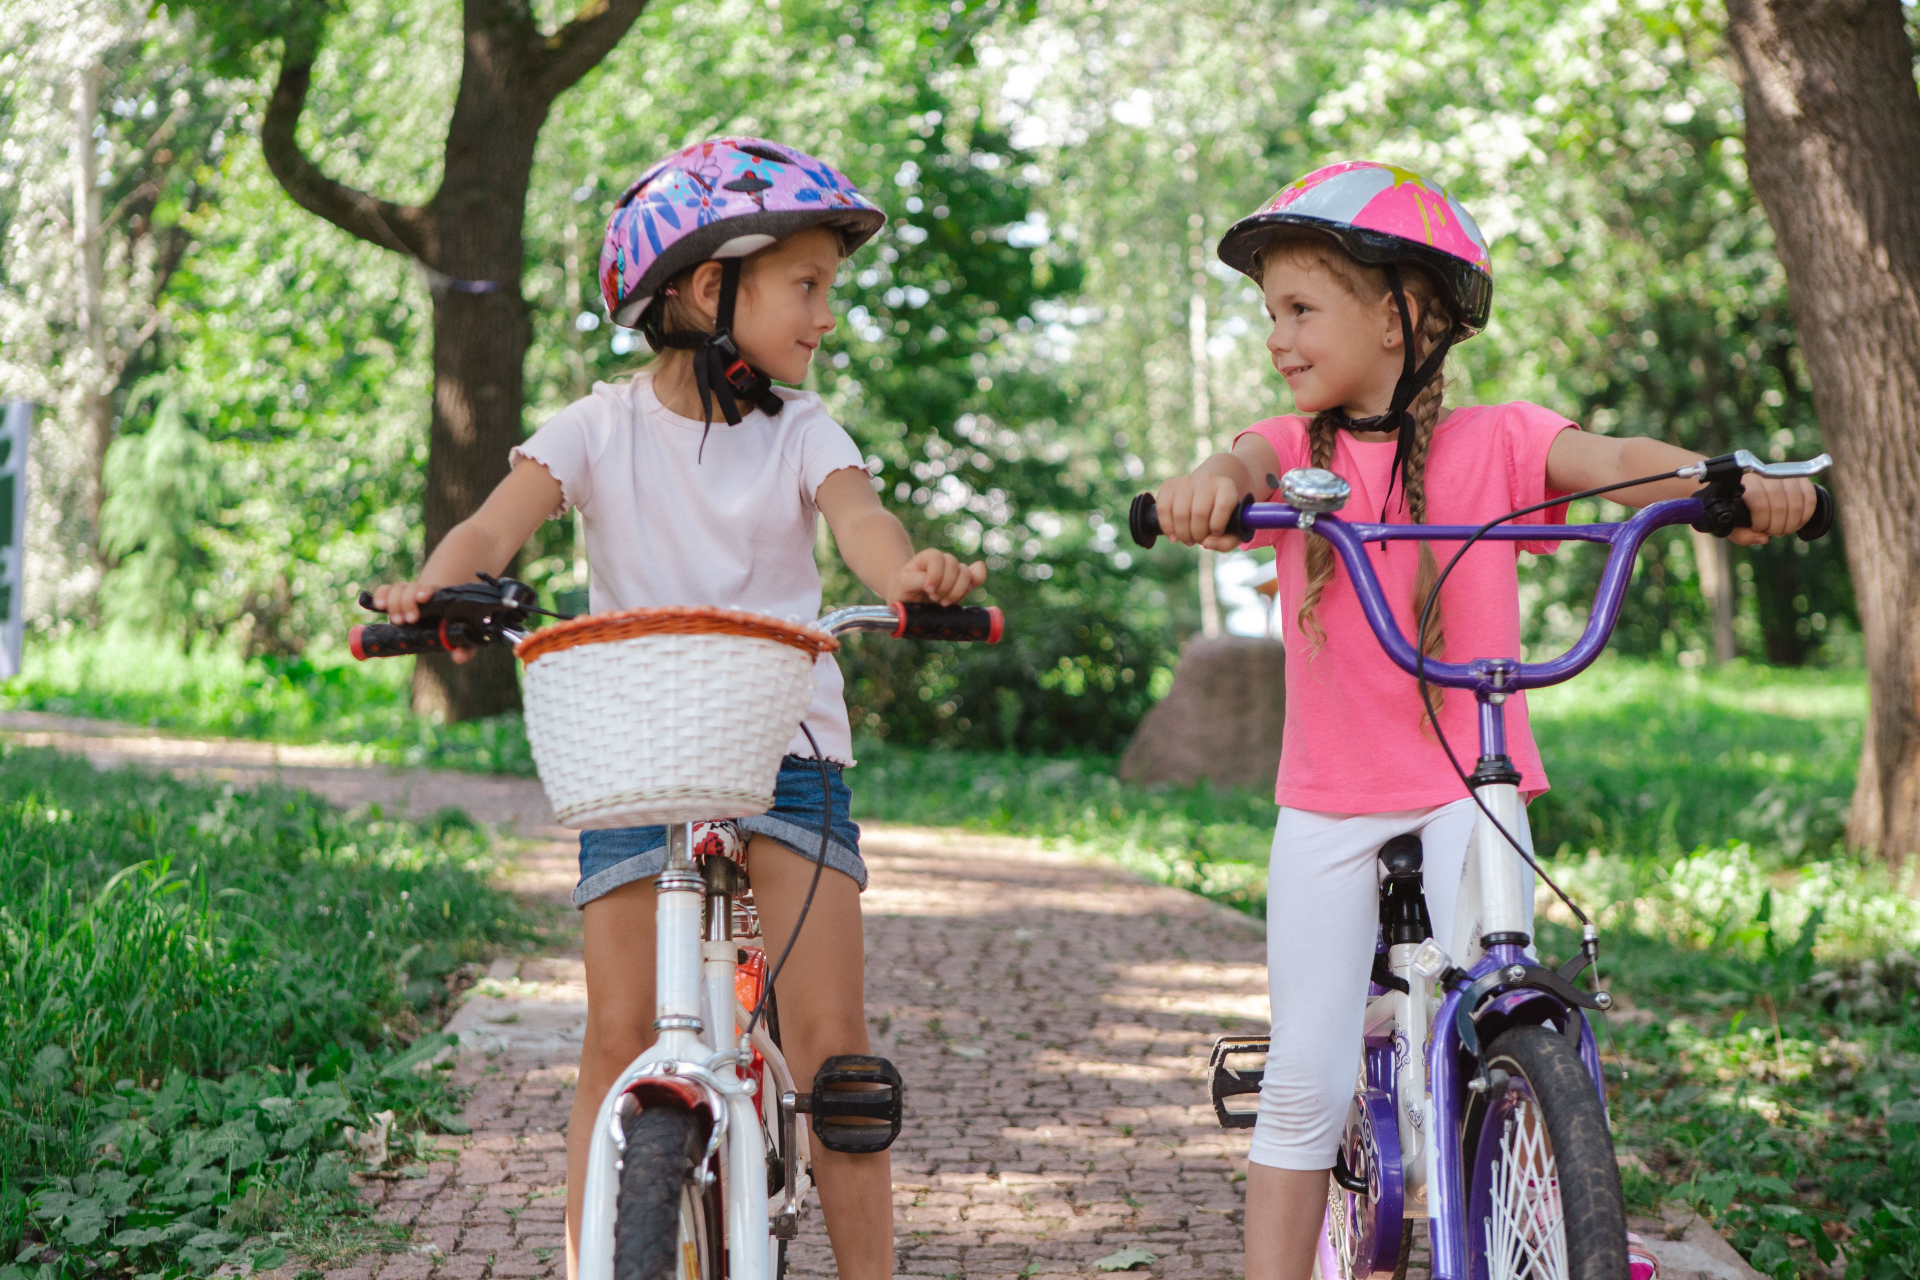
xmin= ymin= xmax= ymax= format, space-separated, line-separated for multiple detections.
xmin=747 ymin=834 xmax=893 ymax=1280
xmin=1244 ymin=1163 xmax=1330 ymax=1280
xmin=564 ymin=879 xmax=657 ymax=1280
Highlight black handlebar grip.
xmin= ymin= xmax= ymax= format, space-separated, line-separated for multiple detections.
xmin=890 ymin=603 xmax=1004 ymax=643
xmin=1801 ymin=485 xmax=1834 ymax=542
xmin=1127 ymin=492 xmax=1253 ymax=550
xmin=1129 ymin=493 xmax=1161 ymax=548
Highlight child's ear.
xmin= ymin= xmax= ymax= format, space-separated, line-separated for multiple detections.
xmin=687 ymin=260 xmax=725 ymax=325
xmin=1381 ymin=289 xmax=1420 ymax=349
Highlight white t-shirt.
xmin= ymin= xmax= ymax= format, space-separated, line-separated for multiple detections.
xmin=511 ymin=372 xmax=868 ymax=763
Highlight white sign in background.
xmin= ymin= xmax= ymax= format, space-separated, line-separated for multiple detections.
xmin=0 ymin=401 xmax=30 ymax=679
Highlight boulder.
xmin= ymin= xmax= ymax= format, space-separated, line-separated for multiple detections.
xmin=1119 ymin=635 xmax=1286 ymax=790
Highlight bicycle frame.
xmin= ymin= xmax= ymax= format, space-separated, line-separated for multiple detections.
xmin=1242 ymin=493 xmax=1710 ymax=1280
xmin=575 ymin=603 xmax=951 ymax=1280
xmin=577 ymin=823 xmax=792 ymax=1280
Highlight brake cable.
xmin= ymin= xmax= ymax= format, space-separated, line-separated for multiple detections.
xmin=743 ymin=723 xmax=833 ymax=1040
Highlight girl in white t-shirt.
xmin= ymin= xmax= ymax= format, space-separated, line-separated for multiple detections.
xmin=370 ymin=138 xmax=984 ymax=1280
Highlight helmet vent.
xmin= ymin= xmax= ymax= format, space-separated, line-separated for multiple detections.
xmin=735 ymin=143 xmax=793 ymax=165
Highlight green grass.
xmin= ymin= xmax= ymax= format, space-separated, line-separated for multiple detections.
xmin=1 ymin=631 xmax=535 ymax=775
xmin=0 ymin=746 xmax=534 ymax=1280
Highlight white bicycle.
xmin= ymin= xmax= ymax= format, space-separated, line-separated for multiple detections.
xmin=352 ymin=589 xmax=1004 ymax=1280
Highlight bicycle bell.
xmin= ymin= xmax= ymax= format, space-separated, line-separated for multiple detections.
xmin=1280 ymin=467 xmax=1351 ymax=531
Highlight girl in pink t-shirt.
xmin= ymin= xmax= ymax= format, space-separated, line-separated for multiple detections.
xmin=1150 ymin=162 xmax=1819 ymax=1280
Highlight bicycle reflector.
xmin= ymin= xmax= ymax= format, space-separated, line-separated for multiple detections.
xmin=796 ymin=1055 xmax=904 ymax=1153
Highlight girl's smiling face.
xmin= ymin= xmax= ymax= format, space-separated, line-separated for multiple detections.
xmin=729 ymin=226 xmax=843 ymax=385
xmin=1260 ymin=255 xmax=1412 ymax=421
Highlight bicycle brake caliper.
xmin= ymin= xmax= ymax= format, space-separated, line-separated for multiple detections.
xmin=796 ymin=1055 xmax=904 ymax=1153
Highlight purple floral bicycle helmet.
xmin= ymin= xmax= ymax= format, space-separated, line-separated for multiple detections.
xmin=1217 ymin=161 xmax=1494 ymax=514
xmin=599 ymin=138 xmax=886 ymax=433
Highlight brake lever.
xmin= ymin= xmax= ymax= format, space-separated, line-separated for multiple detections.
xmin=357 ymin=576 xmax=564 ymax=627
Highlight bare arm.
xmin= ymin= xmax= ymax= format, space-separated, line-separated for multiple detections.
xmin=1545 ymin=430 xmax=1817 ymax=546
xmin=368 ymin=459 xmax=563 ymax=657
xmin=1154 ymin=432 xmax=1284 ymax=550
xmin=814 ymin=467 xmax=985 ymax=604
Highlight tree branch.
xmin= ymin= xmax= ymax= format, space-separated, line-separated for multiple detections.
xmin=262 ymin=46 xmax=431 ymax=260
xmin=533 ymin=0 xmax=651 ymax=104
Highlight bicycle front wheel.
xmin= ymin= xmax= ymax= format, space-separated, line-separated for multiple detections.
xmin=1463 ymin=1025 xmax=1627 ymax=1280
xmin=613 ymin=1099 xmax=724 ymax=1280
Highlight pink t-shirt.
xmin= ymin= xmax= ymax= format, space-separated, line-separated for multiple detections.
xmin=1237 ymin=402 xmax=1578 ymax=813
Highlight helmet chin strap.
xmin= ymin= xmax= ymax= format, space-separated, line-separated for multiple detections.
xmin=1333 ymin=264 xmax=1455 ymax=520
xmin=661 ymin=258 xmax=786 ymax=461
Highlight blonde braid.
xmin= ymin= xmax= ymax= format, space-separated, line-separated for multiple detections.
xmin=1292 ymin=266 xmax=1458 ymax=708
xmin=1294 ymin=412 xmax=1342 ymax=651
xmin=1402 ymin=291 xmax=1454 ymax=723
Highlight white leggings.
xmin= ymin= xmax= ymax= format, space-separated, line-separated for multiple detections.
xmin=1248 ymin=799 xmax=1536 ymax=1170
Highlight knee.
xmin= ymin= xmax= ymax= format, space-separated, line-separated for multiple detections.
xmin=780 ymin=1014 xmax=871 ymax=1076
xmin=582 ymin=1012 xmax=652 ymax=1085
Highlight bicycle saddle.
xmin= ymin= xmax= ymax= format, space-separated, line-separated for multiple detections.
xmin=1377 ymin=834 xmax=1432 ymax=947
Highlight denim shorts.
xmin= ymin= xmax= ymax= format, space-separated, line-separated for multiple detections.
xmin=573 ymin=755 xmax=864 ymax=908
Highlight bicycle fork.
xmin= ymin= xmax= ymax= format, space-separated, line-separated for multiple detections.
xmin=577 ymin=825 xmax=771 ymax=1280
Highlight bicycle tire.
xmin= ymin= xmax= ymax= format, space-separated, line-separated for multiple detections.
xmin=613 ymin=1100 xmax=723 ymax=1280
xmin=1463 ymin=1024 xmax=1627 ymax=1280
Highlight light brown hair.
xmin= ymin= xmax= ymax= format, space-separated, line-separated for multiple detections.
xmin=1254 ymin=230 xmax=1455 ymax=721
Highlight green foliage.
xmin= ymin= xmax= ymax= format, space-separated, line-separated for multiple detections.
xmin=1527 ymin=658 xmax=1864 ymax=863
xmin=0 ymin=745 xmax=530 ymax=1275
xmin=98 ymin=395 xmax=221 ymax=635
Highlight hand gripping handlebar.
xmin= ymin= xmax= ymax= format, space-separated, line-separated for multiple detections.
xmin=350 ymin=583 xmax=1005 ymax=658
xmin=1128 ymin=452 xmax=1833 ymax=695
xmin=1129 ymin=454 xmax=1833 ymax=552
xmin=349 ymin=574 xmax=545 ymax=660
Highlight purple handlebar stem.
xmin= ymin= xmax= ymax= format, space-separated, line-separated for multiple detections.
xmin=1240 ymin=496 xmax=1706 ymax=695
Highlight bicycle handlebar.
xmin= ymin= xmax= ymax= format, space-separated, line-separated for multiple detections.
xmin=1129 ymin=482 xmax=1833 ymax=552
xmin=350 ymin=586 xmax=1003 ymax=660
xmin=1128 ymin=459 xmax=1833 ymax=696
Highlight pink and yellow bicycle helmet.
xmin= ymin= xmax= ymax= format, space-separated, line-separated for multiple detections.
xmin=1217 ymin=160 xmax=1493 ymax=333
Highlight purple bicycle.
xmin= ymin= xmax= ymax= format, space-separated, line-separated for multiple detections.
xmin=1130 ymin=449 xmax=1835 ymax=1280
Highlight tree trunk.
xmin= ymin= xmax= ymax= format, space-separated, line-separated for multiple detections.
xmin=71 ymin=58 xmax=114 ymax=564
xmin=1726 ymin=0 xmax=1920 ymax=864
xmin=409 ymin=9 xmax=545 ymax=721
xmin=259 ymin=0 xmax=649 ymax=721
xmin=1689 ymin=528 xmax=1738 ymax=665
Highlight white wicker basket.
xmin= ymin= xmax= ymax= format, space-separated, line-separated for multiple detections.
xmin=515 ymin=606 xmax=836 ymax=829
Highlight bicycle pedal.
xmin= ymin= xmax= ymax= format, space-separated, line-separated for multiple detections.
xmin=795 ymin=1054 xmax=903 ymax=1154
xmin=1207 ymin=1036 xmax=1268 ymax=1130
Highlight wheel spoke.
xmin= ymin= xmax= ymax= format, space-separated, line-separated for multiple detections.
xmin=1484 ymin=1095 xmax=1569 ymax=1280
